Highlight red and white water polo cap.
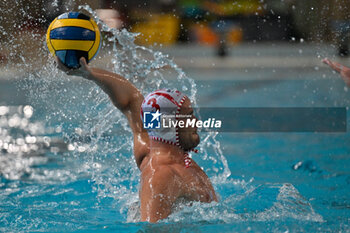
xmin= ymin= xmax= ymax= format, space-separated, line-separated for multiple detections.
xmin=140 ymin=89 xmax=187 ymax=148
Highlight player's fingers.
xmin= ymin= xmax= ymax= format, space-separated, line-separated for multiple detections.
xmin=322 ymin=58 xmax=330 ymax=65
xmin=56 ymin=57 xmax=79 ymax=75
xmin=55 ymin=57 xmax=69 ymax=72
xmin=322 ymin=58 xmax=335 ymax=68
xmin=323 ymin=58 xmax=342 ymax=73
xmin=322 ymin=58 xmax=334 ymax=69
xmin=55 ymin=56 xmax=62 ymax=67
xmin=79 ymin=57 xmax=88 ymax=69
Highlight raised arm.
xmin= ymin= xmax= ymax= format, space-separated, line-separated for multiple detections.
xmin=56 ymin=57 xmax=149 ymax=168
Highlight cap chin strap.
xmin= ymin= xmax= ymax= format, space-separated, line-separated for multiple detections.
xmin=184 ymin=153 xmax=192 ymax=168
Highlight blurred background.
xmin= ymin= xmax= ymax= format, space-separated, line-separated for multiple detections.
xmin=0 ymin=0 xmax=350 ymax=65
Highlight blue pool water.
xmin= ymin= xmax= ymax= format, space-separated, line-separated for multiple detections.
xmin=1 ymin=67 xmax=350 ymax=232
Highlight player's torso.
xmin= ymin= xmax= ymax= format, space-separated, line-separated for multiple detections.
xmin=141 ymin=154 xmax=217 ymax=203
xmin=173 ymin=161 xmax=217 ymax=203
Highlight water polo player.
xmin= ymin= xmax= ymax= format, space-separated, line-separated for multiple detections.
xmin=56 ymin=57 xmax=217 ymax=223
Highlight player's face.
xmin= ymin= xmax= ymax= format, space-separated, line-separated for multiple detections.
xmin=178 ymin=98 xmax=200 ymax=151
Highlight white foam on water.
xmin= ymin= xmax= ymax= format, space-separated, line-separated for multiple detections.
xmin=165 ymin=182 xmax=323 ymax=223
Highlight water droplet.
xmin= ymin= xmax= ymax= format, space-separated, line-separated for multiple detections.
xmin=23 ymin=105 xmax=33 ymax=118
xmin=0 ymin=106 xmax=9 ymax=115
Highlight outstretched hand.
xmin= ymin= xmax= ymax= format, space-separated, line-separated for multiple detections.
xmin=322 ymin=58 xmax=350 ymax=87
xmin=55 ymin=57 xmax=93 ymax=80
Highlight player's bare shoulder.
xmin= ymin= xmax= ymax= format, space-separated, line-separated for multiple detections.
xmin=140 ymin=164 xmax=182 ymax=196
xmin=173 ymin=161 xmax=218 ymax=202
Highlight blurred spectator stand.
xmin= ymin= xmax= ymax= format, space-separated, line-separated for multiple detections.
xmin=96 ymin=9 xmax=123 ymax=30
xmin=131 ymin=14 xmax=180 ymax=46
xmin=331 ymin=21 xmax=350 ymax=57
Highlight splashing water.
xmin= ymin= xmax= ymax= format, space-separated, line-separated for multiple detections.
xmin=166 ymin=183 xmax=323 ymax=223
xmin=0 ymin=4 xmax=326 ymax=231
xmin=77 ymin=4 xmax=232 ymax=211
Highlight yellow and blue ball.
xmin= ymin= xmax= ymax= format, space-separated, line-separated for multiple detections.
xmin=46 ymin=12 xmax=101 ymax=69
